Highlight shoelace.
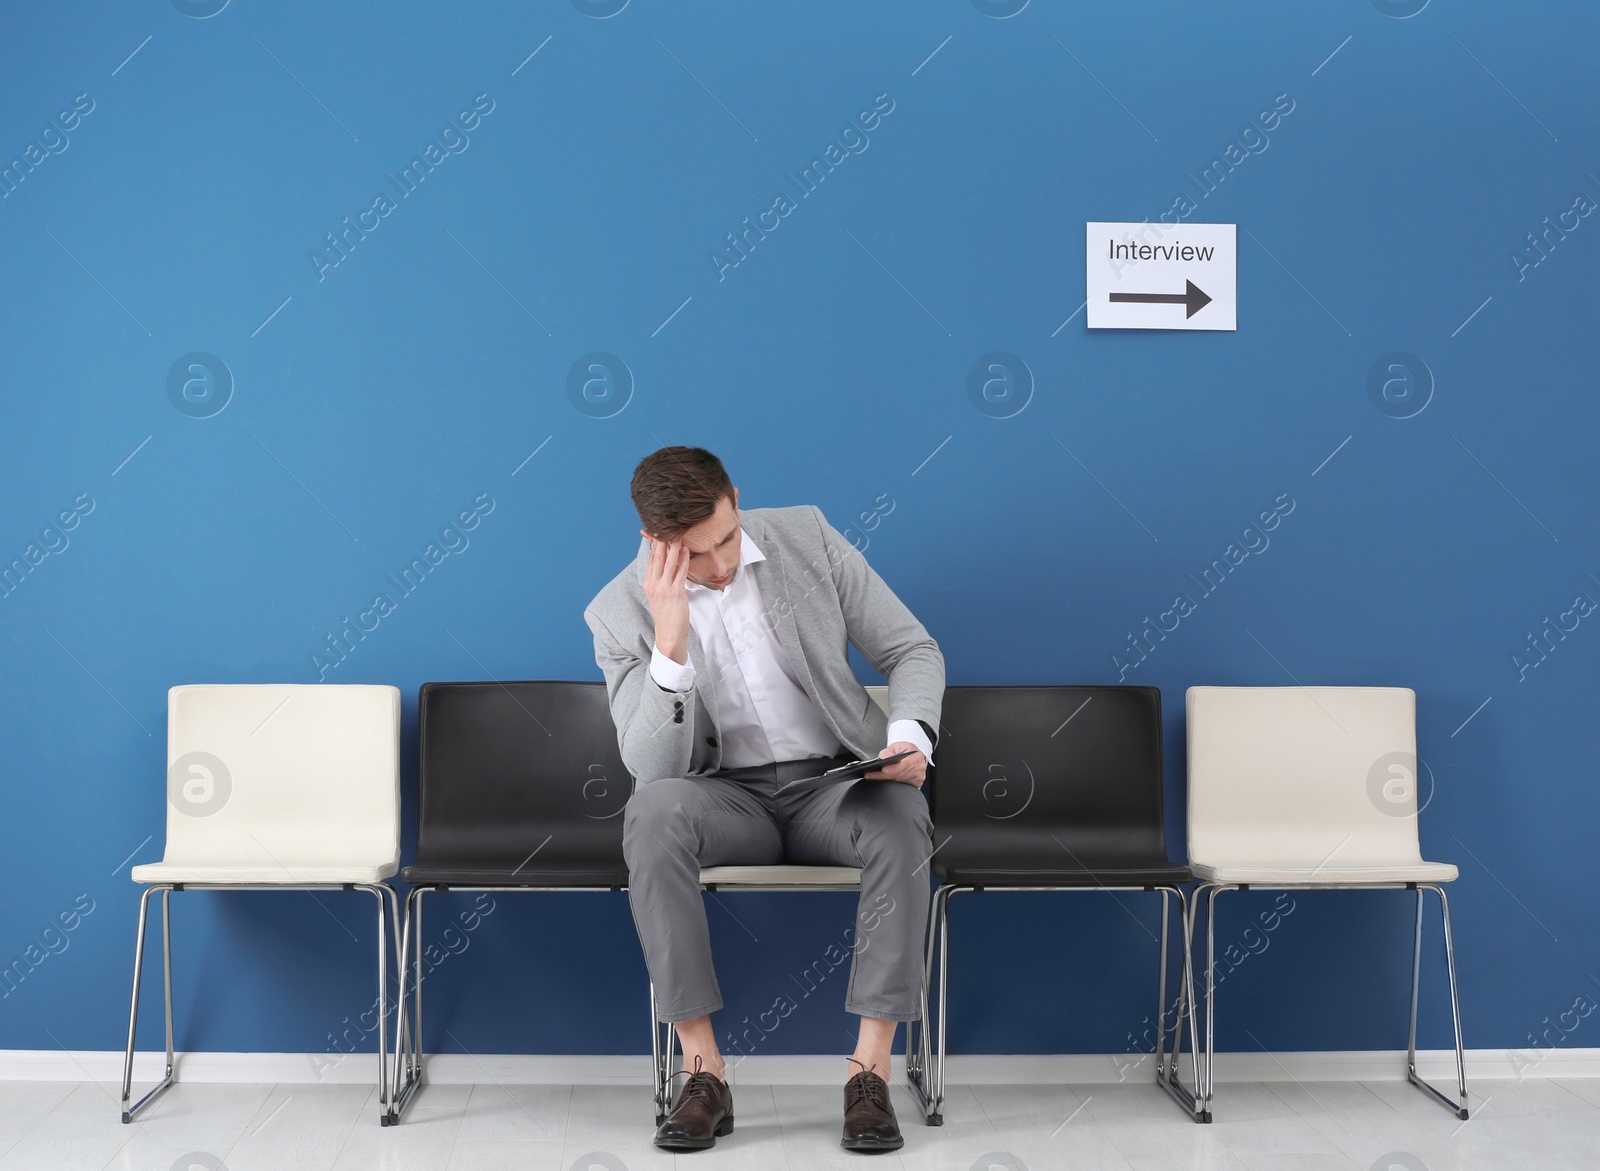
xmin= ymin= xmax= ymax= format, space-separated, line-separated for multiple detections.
xmin=672 ymin=1055 xmax=724 ymax=1110
xmin=678 ymin=1072 xmax=721 ymax=1108
xmin=845 ymin=1059 xmax=888 ymax=1110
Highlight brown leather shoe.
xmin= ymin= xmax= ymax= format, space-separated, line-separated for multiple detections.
xmin=654 ymin=1055 xmax=734 ymax=1151
xmin=842 ymin=1060 xmax=904 ymax=1152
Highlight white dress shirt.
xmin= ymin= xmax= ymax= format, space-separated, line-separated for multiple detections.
xmin=648 ymin=527 xmax=933 ymax=770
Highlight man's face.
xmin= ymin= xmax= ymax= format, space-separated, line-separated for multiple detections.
xmin=652 ymin=488 xmax=741 ymax=590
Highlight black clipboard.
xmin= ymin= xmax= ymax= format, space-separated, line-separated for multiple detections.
xmin=794 ymin=748 xmax=915 ymax=785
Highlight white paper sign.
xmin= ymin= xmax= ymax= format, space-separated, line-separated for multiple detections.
xmin=1086 ymin=221 xmax=1236 ymax=331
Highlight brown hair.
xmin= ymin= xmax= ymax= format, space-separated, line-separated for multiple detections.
xmin=630 ymin=446 xmax=734 ymax=537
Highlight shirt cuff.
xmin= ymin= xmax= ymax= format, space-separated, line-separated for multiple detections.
xmin=887 ymin=718 xmax=933 ymax=763
xmin=649 ymin=644 xmax=695 ymax=692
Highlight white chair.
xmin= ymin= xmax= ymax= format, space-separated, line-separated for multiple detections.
xmin=121 ymin=684 xmax=405 ymax=1125
xmin=1185 ymin=686 xmax=1467 ymax=1119
xmin=648 ymin=688 xmax=890 ymax=1124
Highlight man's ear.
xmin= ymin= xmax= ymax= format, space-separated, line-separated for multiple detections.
xmin=731 ymin=486 xmax=740 ymax=510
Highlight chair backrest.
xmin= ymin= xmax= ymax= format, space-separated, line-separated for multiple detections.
xmin=865 ymin=685 xmax=888 ymax=714
xmin=1186 ymin=686 xmax=1427 ymax=870
xmin=930 ymin=686 xmax=1169 ymax=858
xmin=162 ymin=684 xmax=400 ymax=868
xmin=415 ymin=681 xmax=631 ymax=870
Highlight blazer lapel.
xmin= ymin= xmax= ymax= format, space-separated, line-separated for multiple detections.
xmin=746 ymin=517 xmax=819 ymax=702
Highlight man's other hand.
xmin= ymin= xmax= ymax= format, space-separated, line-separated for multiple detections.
xmin=864 ymin=741 xmax=926 ymax=785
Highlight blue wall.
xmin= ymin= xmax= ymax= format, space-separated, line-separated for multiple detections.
xmin=2 ymin=0 xmax=1596 ymax=1064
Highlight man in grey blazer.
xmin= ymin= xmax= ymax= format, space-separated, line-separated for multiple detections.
xmin=585 ymin=446 xmax=943 ymax=1153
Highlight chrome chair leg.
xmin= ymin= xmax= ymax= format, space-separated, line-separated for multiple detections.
xmin=1197 ymin=882 xmax=1234 ymax=1116
xmin=650 ymin=981 xmax=662 ymax=1124
xmin=388 ymin=886 xmax=408 ymax=1119
xmin=650 ymin=982 xmax=679 ymax=1126
xmin=389 ymin=885 xmax=425 ymax=1123
xmin=392 ymin=889 xmax=428 ymax=1126
xmin=379 ymin=887 xmax=390 ymax=1111
xmin=1156 ymin=887 xmax=1170 ymax=1075
xmin=1181 ymin=888 xmax=1203 ymax=1110
xmin=375 ymin=883 xmax=411 ymax=1124
xmin=356 ymin=884 xmax=392 ymax=1123
xmin=1437 ymin=886 xmax=1469 ymax=1115
xmin=414 ymin=887 xmax=427 ymax=1081
xmin=160 ymin=888 xmax=174 ymax=1081
xmin=1155 ymin=887 xmax=1185 ymax=1088
xmin=904 ymin=980 xmax=926 ymax=1106
xmin=121 ymin=884 xmax=176 ymax=1123
xmin=906 ymin=880 xmax=944 ymax=1124
xmin=1408 ymin=883 xmax=1469 ymax=1119
xmin=929 ymin=884 xmax=961 ymax=1123
xmin=1155 ymin=886 xmax=1207 ymax=1121
xmin=1160 ymin=889 xmax=1183 ymax=1086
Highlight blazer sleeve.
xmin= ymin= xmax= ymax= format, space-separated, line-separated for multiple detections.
xmin=584 ymin=604 xmax=696 ymax=785
xmin=811 ymin=505 xmax=944 ymax=745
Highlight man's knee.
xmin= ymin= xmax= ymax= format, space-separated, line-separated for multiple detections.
xmin=852 ymin=782 xmax=933 ymax=849
xmin=623 ymin=776 xmax=700 ymax=855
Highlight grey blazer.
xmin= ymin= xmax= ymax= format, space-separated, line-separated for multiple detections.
xmin=584 ymin=505 xmax=944 ymax=785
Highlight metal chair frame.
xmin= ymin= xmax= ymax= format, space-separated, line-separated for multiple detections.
xmin=905 ymin=882 xmax=1204 ymax=1126
xmin=121 ymin=881 xmax=405 ymax=1125
xmin=1190 ymin=880 xmax=1468 ymax=1120
xmin=391 ymin=874 xmax=871 ymax=1128
xmin=389 ymin=882 xmax=621 ymax=1123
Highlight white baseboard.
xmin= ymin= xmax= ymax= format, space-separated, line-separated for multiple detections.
xmin=7 ymin=1048 xmax=1598 ymax=1085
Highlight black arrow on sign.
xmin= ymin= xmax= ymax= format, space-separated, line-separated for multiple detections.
xmin=1109 ymin=279 xmax=1213 ymax=319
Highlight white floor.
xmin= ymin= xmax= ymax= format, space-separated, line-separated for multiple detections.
xmin=3 ymin=1076 xmax=1596 ymax=1171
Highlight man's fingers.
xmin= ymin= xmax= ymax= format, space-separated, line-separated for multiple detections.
xmin=851 ymin=746 xmax=930 ymax=783
xmin=867 ymin=745 xmax=926 ymax=784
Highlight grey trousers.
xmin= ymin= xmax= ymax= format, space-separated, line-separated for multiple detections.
xmin=623 ymin=756 xmax=934 ymax=1024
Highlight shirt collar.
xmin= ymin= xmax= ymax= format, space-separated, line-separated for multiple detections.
xmin=685 ymin=526 xmax=764 ymax=592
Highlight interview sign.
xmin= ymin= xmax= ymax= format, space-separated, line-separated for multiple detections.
xmin=1086 ymin=221 xmax=1236 ymax=331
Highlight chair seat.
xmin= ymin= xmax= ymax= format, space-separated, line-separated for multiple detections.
xmin=130 ymin=861 xmax=397 ymax=884
xmin=402 ymin=864 xmax=629 ymax=888
xmin=931 ymin=836 xmax=1189 ymax=887
xmin=932 ymin=860 xmax=1192 ymax=887
xmin=1190 ymin=860 xmax=1458 ymax=885
xmin=700 ymin=865 xmax=862 ymax=887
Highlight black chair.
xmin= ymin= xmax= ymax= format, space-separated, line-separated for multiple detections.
xmin=388 ymin=680 xmax=632 ymax=1123
xmin=905 ymin=686 xmax=1204 ymax=1123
